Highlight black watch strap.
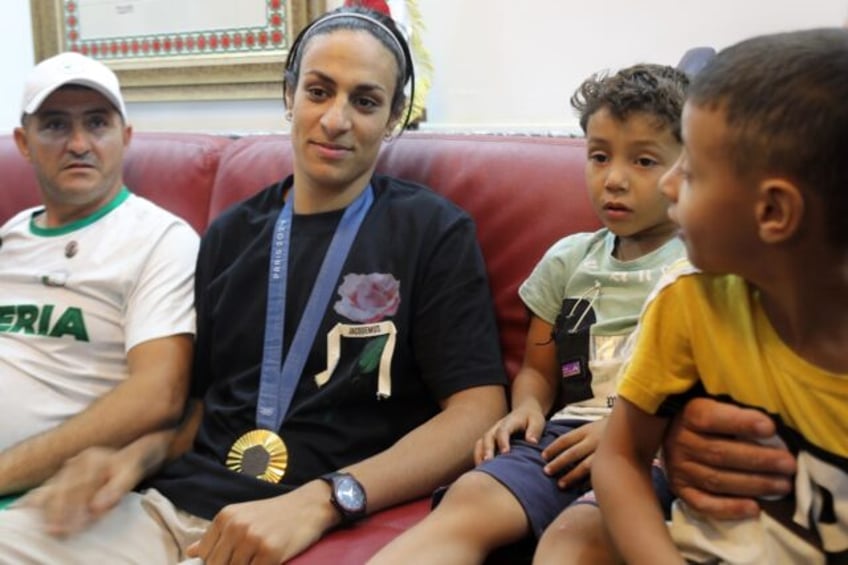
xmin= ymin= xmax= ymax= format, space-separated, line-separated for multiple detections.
xmin=320 ymin=472 xmax=367 ymax=524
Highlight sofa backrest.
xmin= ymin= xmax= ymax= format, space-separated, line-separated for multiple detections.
xmin=122 ymin=133 xmax=231 ymax=234
xmin=1 ymin=134 xmax=42 ymax=218
xmin=0 ymin=132 xmax=600 ymax=378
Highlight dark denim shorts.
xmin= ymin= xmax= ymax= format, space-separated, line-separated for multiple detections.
xmin=472 ymin=419 xmax=673 ymax=538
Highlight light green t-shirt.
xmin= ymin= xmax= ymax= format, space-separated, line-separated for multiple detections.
xmin=519 ymin=228 xmax=686 ymax=420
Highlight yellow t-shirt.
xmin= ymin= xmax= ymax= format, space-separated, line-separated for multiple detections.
xmin=619 ymin=262 xmax=848 ymax=561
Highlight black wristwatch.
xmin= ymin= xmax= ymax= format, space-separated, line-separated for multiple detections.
xmin=320 ymin=472 xmax=367 ymax=524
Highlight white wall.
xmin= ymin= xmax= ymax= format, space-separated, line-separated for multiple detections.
xmin=2 ymin=0 xmax=845 ymax=135
xmin=419 ymin=0 xmax=846 ymax=133
xmin=2 ymin=2 xmax=34 ymax=131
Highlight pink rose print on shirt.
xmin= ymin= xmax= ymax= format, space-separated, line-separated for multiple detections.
xmin=333 ymin=273 xmax=401 ymax=323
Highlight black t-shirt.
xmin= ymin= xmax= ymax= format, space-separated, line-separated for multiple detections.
xmin=148 ymin=174 xmax=506 ymax=519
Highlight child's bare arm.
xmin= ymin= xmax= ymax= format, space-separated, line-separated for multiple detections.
xmin=541 ymin=417 xmax=606 ymax=487
xmin=509 ymin=316 xmax=560 ymax=418
xmin=474 ymin=316 xmax=558 ymax=463
xmin=594 ymin=397 xmax=683 ymax=565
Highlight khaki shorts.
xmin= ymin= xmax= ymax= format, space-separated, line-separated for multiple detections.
xmin=0 ymin=488 xmax=208 ymax=564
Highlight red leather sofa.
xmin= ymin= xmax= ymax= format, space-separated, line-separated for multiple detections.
xmin=0 ymin=132 xmax=600 ymax=563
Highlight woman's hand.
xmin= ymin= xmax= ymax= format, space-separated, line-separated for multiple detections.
xmin=186 ymin=480 xmax=338 ymax=565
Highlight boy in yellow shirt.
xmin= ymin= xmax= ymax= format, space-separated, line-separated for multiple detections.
xmin=595 ymin=28 xmax=848 ymax=564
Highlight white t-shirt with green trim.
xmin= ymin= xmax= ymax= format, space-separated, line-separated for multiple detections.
xmin=0 ymin=188 xmax=199 ymax=449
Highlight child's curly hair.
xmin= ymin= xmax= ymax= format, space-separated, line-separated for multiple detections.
xmin=571 ymin=64 xmax=690 ymax=142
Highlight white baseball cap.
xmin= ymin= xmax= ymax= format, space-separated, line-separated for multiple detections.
xmin=21 ymin=52 xmax=127 ymax=121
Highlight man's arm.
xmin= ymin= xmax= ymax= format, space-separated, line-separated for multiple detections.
xmin=26 ymin=399 xmax=203 ymax=536
xmin=186 ymin=384 xmax=508 ymax=564
xmin=0 ymin=334 xmax=192 ymax=495
xmin=663 ymin=397 xmax=796 ymax=519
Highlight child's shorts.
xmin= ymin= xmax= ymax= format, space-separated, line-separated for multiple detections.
xmin=473 ymin=419 xmax=673 ymax=539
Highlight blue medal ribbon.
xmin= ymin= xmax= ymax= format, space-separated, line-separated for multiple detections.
xmin=256 ymin=185 xmax=374 ymax=431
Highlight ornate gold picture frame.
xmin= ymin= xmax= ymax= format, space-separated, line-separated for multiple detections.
xmin=30 ymin=0 xmax=326 ymax=102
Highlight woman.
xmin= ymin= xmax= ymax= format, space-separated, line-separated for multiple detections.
xmin=0 ymin=7 xmax=507 ymax=564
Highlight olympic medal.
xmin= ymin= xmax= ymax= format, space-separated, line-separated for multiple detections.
xmin=226 ymin=429 xmax=288 ymax=483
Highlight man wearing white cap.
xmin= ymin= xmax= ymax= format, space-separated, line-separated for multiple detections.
xmin=0 ymin=52 xmax=198 ymax=504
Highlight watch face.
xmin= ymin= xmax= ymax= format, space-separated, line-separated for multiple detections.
xmin=335 ymin=475 xmax=366 ymax=512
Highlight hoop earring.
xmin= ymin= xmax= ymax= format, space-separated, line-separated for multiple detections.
xmin=284 ymin=110 xmax=293 ymax=122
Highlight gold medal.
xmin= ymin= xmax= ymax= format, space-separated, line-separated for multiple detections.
xmin=226 ymin=429 xmax=288 ymax=483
